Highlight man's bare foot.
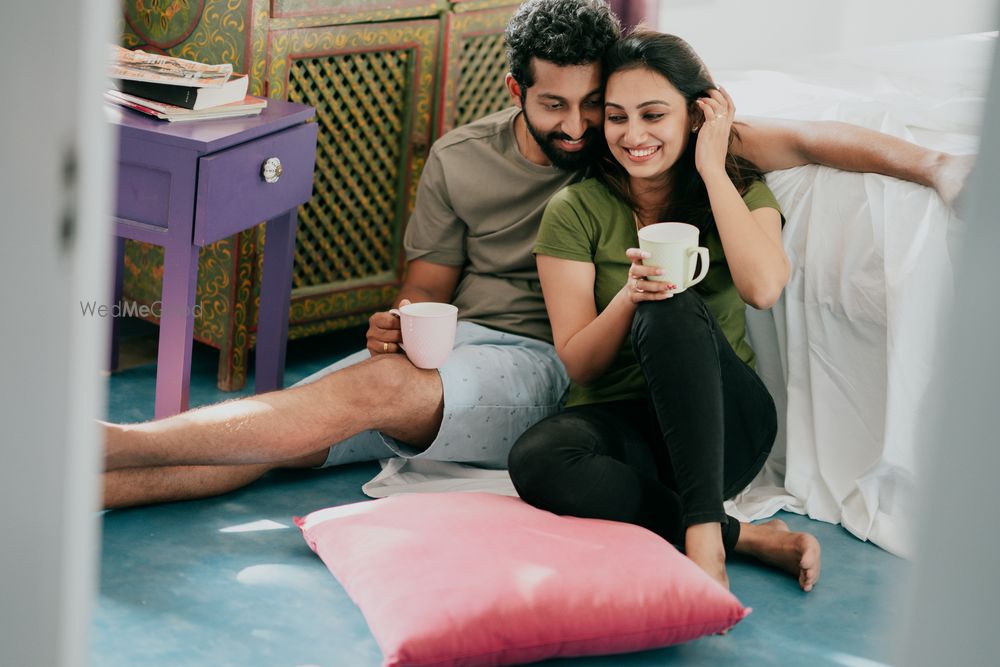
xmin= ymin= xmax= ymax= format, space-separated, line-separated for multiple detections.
xmin=736 ymin=519 xmax=821 ymax=592
xmin=685 ymin=523 xmax=729 ymax=590
xmin=100 ymin=420 xmax=132 ymax=471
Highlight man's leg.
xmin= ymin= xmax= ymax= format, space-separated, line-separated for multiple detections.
xmin=104 ymin=464 xmax=271 ymax=509
xmin=102 ymin=323 xmax=567 ymax=507
xmin=102 ymin=451 xmax=326 ymax=509
xmin=104 ymin=353 xmax=444 ymax=471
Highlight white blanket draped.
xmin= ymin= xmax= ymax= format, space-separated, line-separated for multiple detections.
xmin=363 ymin=33 xmax=992 ymax=558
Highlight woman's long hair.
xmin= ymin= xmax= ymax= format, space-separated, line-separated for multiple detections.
xmin=596 ymin=31 xmax=763 ymax=233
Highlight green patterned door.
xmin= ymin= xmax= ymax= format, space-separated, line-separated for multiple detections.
xmin=439 ymin=3 xmax=520 ymax=136
xmin=266 ymin=19 xmax=440 ymax=339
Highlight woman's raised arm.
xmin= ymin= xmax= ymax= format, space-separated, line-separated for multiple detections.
xmin=696 ymin=90 xmax=790 ymax=309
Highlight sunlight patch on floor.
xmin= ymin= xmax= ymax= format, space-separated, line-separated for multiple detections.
xmin=219 ymin=519 xmax=289 ymax=533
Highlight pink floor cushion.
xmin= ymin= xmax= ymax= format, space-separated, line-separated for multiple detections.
xmin=296 ymin=492 xmax=749 ymax=667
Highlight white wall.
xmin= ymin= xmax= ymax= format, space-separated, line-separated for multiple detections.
xmin=0 ymin=0 xmax=114 ymax=665
xmin=657 ymin=0 xmax=998 ymax=70
xmin=894 ymin=34 xmax=1000 ymax=667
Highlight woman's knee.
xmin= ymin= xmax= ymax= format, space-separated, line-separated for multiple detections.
xmin=632 ymin=290 xmax=710 ymax=346
xmin=508 ymin=412 xmax=594 ymax=507
xmin=508 ymin=423 xmax=561 ymax=502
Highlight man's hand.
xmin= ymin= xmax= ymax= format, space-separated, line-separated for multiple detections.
xmin=367 ymin=260 xmax=462 ymax=356
xmin=366 ymin=299 xmax=410 ymax=357
xmin=929 ymin=153 xmax=976 ymax=209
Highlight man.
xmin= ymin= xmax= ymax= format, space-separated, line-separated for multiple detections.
xmin=103 ymin=0 xmax=970 ymax=508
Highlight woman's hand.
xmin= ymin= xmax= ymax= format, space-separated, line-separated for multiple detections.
xmin=625 ymin=248 xmax=676 ymax=304
xmin=694 ymin=87 xmax=736 ymax=178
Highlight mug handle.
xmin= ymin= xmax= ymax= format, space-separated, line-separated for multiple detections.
xmin=686 ymin=247 xmax=710 ymax=288
xmin=388 ymin=308 xmax=406 ymax=351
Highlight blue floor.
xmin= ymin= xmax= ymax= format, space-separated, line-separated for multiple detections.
xmin=93 ymin=320 xmax=905 ymax=667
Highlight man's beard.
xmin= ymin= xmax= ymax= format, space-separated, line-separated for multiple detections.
xmin=522 ymin=106 xmax=600 ymax=171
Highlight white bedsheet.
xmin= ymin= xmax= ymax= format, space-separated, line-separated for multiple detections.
xmin=730 ymin=165 xmax=961 ymax=558
xmin=363 ymin=33 xmax=992 ymax=558
xmin=717 ymin=33 xmax=989 ymax=557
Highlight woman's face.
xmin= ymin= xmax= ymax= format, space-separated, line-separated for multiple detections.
xmin=603 ymin=66 xmax=692 ymax=184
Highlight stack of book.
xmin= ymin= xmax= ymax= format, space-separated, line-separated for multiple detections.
xmin=106 ymin=45 xmax=267 ymax=122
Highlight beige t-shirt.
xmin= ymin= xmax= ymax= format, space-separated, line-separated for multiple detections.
xmin=404 ymin=107 xmax=582 ymax=343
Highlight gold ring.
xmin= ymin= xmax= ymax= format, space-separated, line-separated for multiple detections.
xmin=716 ymin=113 xmax=725 ymax=119
xmin=383 ymin=342 xmax=389 ymax=353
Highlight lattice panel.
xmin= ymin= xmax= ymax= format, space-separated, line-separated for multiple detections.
xmin=456 ymin=32 xmax=510 ymax=127
xmin=286 ymin=50 xmax=409 ymax=288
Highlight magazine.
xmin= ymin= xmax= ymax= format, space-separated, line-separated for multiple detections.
xmin=108 ymin=44 xmax=232 ymax=88
xmin=105 ymin=90 xmax=267 ymax=122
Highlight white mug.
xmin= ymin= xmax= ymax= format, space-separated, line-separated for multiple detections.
xmin=637 ymin=222 xmax=710 ymax=292
xmin=388 ymin=302 xmax=458 ymax=369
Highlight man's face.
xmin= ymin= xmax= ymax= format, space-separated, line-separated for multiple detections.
xmin=519 ymin=59 xmax=603 ymax=170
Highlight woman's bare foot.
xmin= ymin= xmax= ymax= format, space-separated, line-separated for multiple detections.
xmin=735 ymin=519 xmax=821 ymax=591
xmin=685 ymin=523 xmax=730 ymax=590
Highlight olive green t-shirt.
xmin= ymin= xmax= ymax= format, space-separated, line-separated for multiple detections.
xmin=533 ymin=177 xmax=783 ymax=408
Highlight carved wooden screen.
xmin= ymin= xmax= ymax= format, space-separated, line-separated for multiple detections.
xmin=268 ymin=20 xmax=438 ymax=331
xmin=286 ymin=51 xmax=408 ymax=288
xmin=439 ymin=5 xmax=520 ymax=136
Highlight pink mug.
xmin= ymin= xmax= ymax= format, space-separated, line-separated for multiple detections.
xmin=389 ymin=302 xmax=459 ymax=369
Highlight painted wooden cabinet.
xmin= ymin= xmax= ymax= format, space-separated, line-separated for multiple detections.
xmin=119 ymin=0 xmax=519 ymax=390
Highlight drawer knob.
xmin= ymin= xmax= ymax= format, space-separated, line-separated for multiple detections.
xmin=261 ymin=157 xmax=283 ymax=184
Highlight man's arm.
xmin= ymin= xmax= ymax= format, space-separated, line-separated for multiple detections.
xmin=364 ymin=137 xmax=467 ymax=356
xmin=393 ymin=259 xmax=463 ymax=307
xmin=732 ymin=117 xmax=975 ymax=206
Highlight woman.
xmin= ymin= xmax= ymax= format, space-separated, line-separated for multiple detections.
xmin=507 ymin=30 xmax=821 ymax=592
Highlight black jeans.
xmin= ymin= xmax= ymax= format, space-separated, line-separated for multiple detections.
xmin=508 ymin=290 xmax=777 ymax=555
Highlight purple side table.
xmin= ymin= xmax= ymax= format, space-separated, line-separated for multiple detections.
xmin=109 ymin=99 xmax=318 ymax=419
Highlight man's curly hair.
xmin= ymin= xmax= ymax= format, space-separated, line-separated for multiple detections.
xmin=504 ymin=0 xmax=621 ymax=90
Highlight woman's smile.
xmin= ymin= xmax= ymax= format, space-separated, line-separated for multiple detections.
xmin=624 ymin=145 xmax=662 ymax=161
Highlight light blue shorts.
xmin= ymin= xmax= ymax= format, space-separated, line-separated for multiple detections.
xmin=291 ymin=322 xmax=569 ymax=469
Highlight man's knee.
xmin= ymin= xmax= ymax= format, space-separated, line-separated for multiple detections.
xmin=363 ymin=354 xmax=445 ymax=441
xmin=313 ymin=352 xmax=441 ymax=403
xmin=370 ymin=353 xmax=442 ymax=394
